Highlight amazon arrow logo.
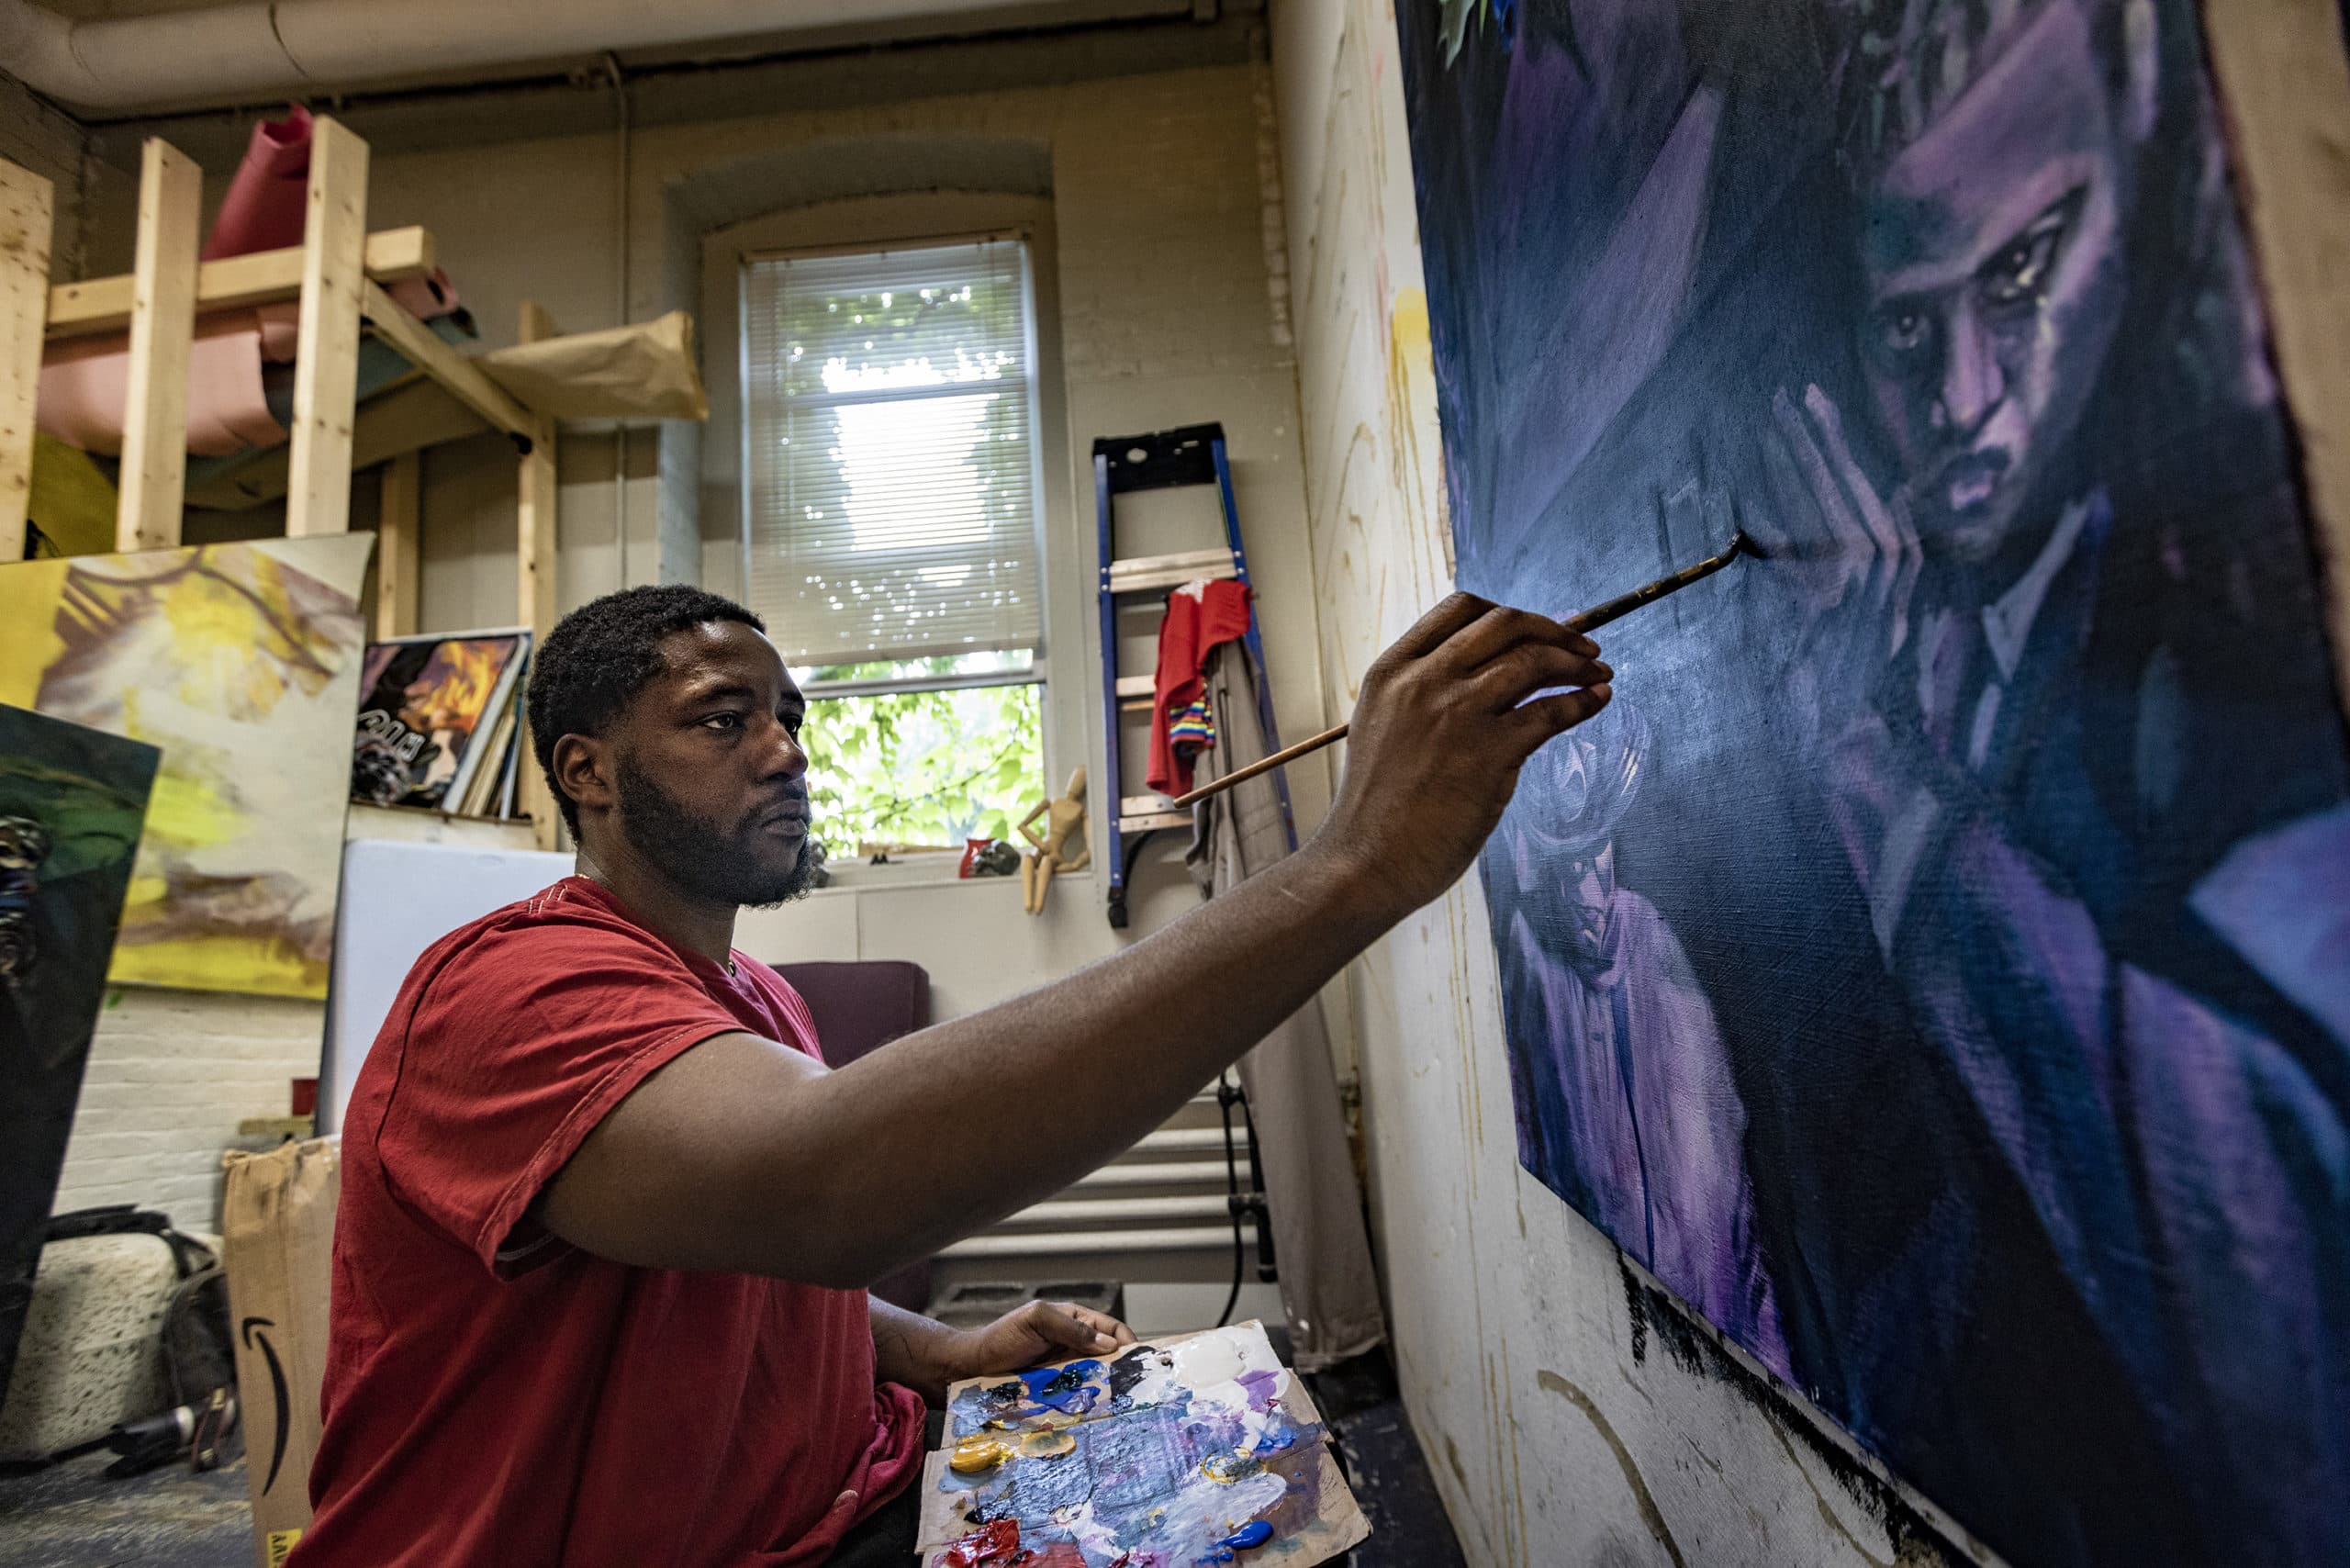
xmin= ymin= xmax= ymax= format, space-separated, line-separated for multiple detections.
xmin=241 ymin=1316 xmax=291 ymax=1495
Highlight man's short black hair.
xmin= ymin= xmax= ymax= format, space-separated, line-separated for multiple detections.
xmin=527 ymin=585 xmax=766 ymax=834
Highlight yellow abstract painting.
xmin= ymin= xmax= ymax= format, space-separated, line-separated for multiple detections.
xmin=0 ymin=535 xmax=374 ymax=999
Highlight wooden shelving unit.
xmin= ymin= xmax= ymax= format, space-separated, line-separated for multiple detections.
xmin=0 ymin=117 xmax=565 ymax=847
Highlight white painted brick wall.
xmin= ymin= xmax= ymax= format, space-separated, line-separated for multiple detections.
xmin=51 ymin=992 xmax=328 ymax=1230
xmin=50 ymin=810 xmax=538 ymax=1232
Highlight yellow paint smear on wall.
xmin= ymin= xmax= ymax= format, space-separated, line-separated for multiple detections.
xmin=0 ymin=557 xmax=72 ymax=708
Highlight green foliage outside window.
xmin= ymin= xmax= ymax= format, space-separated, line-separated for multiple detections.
xmin=797 ymin=656 xmax=1043 ymax=854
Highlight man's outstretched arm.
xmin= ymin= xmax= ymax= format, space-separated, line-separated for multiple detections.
xmin=543 ymin=595 xmax=1612 ymax=1287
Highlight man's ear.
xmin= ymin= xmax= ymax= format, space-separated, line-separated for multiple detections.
xmin=2122 ymin=0 xmax=2159 ymax=143
xmin=553 ymin=733 xmax=616 ymax=820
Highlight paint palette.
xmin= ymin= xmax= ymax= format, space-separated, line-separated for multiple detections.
xmin=917 ymin=1321 xmax=1370 ymax=1568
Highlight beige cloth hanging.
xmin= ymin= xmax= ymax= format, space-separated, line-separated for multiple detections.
xmin=1185 ymin=638 xmax=1386 ymax=1371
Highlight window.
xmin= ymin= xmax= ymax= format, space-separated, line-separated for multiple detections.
xmin=741 ymin=238 xmax=1047 ymax=854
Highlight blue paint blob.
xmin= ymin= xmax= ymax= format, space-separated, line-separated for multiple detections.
xmin=1222 ymin=1518 xmax=1275 ymax=1549
xmin=1200 ymin=1518 xmax=1276 ymax=1559
xmin=1018 ymin=1359 xmax=1105 ymax=1415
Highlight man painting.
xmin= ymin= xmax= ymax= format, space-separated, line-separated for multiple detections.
xmin=295 ymin=583 xmax=1616 ymax=1565
xmin=1747 ymin=0 xmax=2350 ymax=1557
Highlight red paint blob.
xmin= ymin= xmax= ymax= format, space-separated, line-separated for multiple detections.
xmin=940 ymin=1519 xmax=1022 ymax=1567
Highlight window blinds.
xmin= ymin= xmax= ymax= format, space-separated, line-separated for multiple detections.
xmin=742 ymin=239 xmax=1045 ymax=670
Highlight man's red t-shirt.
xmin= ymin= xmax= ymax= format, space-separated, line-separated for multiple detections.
xmin=297 ymin=876 xmax=925 ymax=1566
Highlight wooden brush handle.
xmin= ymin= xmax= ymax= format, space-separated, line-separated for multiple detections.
xmin=1163 ymin=533 xmax=1749 ymax=813
xmin=1167 ymin=721 xmax=1349 ymax=809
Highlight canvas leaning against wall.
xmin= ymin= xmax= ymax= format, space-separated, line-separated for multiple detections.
xmin=0 ymin=535 xmax=375 ymax=1000
xmin=0 ymin=705 xmax=158 ymax=1406
xmin=1394 ymin=3 xmax=2350 ymax=1565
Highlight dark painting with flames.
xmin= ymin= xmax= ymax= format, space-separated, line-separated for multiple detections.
xmin=351 ymin=633 xmax=527 ymax=811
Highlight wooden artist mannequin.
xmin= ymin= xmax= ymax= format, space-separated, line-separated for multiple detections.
xmin=1016 ymin=767 xmax=1091 ymax=915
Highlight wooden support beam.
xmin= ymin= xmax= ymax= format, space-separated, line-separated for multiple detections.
xmin=359 ymin=280 xmax=534 ymax=440
xmin=517 ymin=415 xmax=559 ymax=848
xmin=0 ymin=160 xmax=52 ymax=563
xmin=516 ymin=298 xmax=559 ymax=848
xmin=285 ymin=116 xmax=369 ymax=539
xmin=44 ymin=227 xmax=435 ymax=341
xmin=114 ymin=139 xmax=202 ymax=554
xmin=375 ymin=451 xmax=420 ymax=639
xmin=183 ymin=373 xmax=488 ymax=511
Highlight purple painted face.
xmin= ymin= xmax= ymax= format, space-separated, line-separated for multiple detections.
xmin=1855 ymin=0 xmax=2135 ymax=566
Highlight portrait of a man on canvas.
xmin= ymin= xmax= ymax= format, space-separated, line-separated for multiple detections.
xmin=1398 ymin=0 xmax=2350 ymax=1562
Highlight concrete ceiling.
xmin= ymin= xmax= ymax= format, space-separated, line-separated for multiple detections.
xmin=95 ymin=7 xmax=1260 ymax=167
xmin=7 ymin=0 xmax=1227 ymax=118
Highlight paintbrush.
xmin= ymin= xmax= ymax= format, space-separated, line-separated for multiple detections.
xmin=1165 ymin=531 xmax=1755 ymax=811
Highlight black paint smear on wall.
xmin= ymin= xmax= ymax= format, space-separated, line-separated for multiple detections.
xmin=1619 ymin=1259 xmax=1969 ymax=1567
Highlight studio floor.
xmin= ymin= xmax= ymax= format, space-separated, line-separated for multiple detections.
xmin=0 ymin=1350 xmax=1463 ymax=1567
xmin=0 ymin=1451 xmax=252 ymax=1568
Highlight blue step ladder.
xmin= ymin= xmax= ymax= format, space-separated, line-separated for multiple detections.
xmin=1092 ymin=423 xmax=1296 ymax=929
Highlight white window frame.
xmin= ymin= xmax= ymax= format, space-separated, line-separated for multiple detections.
xmin=734 ymin=229 xmax=1055 ymax=854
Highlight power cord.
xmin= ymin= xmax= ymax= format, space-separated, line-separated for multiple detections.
xmin=1214 ymin=1070 xmax=1276 ymax=1327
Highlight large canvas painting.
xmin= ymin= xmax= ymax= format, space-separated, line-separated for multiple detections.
xmin=0 ymin=705 xmax=158 ymax=1406
xmin=0 ymin=535 xmax=375 ymax=999
xmin=1395 ymin=3 xmax=2350 ymax=1563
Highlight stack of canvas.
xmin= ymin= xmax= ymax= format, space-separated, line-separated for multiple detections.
xmin=349 ymin=632 xmax=532 ymax=821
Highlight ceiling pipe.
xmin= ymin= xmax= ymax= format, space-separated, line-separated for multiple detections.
xmin=0 ymin=0 xmax=1052 ymax=115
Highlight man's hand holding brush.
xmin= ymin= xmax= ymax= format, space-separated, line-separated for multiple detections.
xmin=1313 ymin=593 xmax=1612 ymax=920
xmin=1172 ymin=533 xmax=1748 ymax=819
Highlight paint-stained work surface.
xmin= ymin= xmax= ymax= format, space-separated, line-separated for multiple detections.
xmin=919 ymin=1323 xmax=1370 ymax=1566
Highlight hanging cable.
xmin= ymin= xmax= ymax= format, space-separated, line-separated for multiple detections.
xmin=1215 ymin=1068 xmax=1246 ymax=1327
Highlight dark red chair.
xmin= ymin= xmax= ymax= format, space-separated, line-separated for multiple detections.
xmin=773 ymin=961 xmax=933 ymax=1314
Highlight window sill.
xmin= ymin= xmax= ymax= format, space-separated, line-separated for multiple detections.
xmin=806 ymin=857 xmax=1092 ymax=895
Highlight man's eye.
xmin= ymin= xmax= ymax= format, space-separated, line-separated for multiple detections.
xmin=1878 ymin=307 xmax=1930 ymax=353
xmin=781 ymin=711 xmax=805 ymax=739
xmin=1982 ymin=227 xmax=2061 ymax=308
xmin=702 ymin=712 xmax=744 ymax=732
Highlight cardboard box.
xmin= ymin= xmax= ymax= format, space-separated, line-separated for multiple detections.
xmin=221 ymin=1137 xmax=339 ymax=1568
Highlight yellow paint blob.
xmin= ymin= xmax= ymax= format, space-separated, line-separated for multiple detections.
xmin=949 ymin=1435 xmax=1010 ymax=1474
xmin=1019 ymin=1429 xmax=1077 ymax=1460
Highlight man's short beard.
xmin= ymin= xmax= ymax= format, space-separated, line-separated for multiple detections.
xmin=613 ymin=753 xmax=822 ymax=909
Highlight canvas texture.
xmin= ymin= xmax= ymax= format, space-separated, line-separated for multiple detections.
xmin=0 ymin=535 xmax=375 ymax=999
xmin=1394 ymin=2 xmax=2350 ymax=1564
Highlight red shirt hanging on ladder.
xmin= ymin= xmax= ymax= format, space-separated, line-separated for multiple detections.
xmin=1146 ymin=578 xmax=1254 ymax=798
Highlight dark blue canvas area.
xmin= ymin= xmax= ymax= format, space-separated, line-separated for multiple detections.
xmin=1393 ymin=4 xmax=2350 ymax=1564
